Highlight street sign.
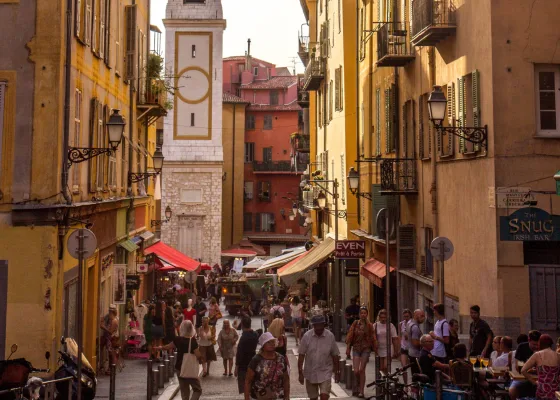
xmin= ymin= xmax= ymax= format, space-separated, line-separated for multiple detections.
xmin=430 ymin=237 xmax=454 ymax=261
xmin=137 ymin=263 xmax=148 ymax=273
xmin=335 ymin=240 xmax=366 ymax=259
xmin=499 ymin=207 xmax=560 ymax=241
xmin=491 ymin=187 xmax=535 ymax=209
xmin=67 ymin=229 xmax=97 ymax=259
xmin=126 ymin=275 xmax=141 ymax=290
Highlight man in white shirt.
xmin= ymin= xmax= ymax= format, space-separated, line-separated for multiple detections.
xmin=429 ymin=303 xmax=450 ymax=362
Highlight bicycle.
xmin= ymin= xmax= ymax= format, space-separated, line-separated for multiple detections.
xmin=365 ymin=363 xmax=416 ymax=399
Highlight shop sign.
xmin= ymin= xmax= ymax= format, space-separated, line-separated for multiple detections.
xmin=137 ymin=263 xmax=148 ymax=273
xmin=499 ymin=207 xmax=560 ymax=241
xmin=335 ymin=240 xmax=366 ymax=259
xmin=126 ymin=275 xmax=141 ymax=290
xmin=345 ymin=268 xmax=359 ymax=277
xmin=490 ymin=187 xmax=535 ymax=209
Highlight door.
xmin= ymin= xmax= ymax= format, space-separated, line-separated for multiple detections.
xmin=178 ymin=217 xmax=203 ymax=261
xmin=263 ymin=147 xmax=272 ymax=163
xmin=529 ymin=265 xmax=560 ymax=336
xmin=0 ymin=261 xmax=7 ymax=360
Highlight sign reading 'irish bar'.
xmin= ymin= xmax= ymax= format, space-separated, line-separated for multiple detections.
xmin=335 ymin=240 xmax=366 ymax=258
xmin=499 ymin=207 xmax=560 ymax=241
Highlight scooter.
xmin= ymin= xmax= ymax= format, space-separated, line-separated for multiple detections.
xmin=0 ymin=344 xmax=50 ymax=400
xmin=54 ymin=337 xmax=96 ymax=400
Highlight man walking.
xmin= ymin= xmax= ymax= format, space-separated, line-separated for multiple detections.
xmin=193 ymin=296 xmax=207 ymax=330
xmin=429 ymin=303 xmax=450 ymax=362
xmin=407 ymin=309 xmax=425 ymax=373
xmin=234 ymin=316 xmax=258 ymax=394
xmin=298 ymin=314 xmax=340 ymax=400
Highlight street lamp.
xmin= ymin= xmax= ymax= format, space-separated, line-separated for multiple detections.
xmin=427 ymin=85 xmax=488 ymax=147
xmin=128 ymin=149 xmax=165 ymax=183
xmin=317 ymin=191 xmax=327 ymax=209
xmin=68 ymin=109 xmax=126 ymax=165
xmin=347 ymin=167 xmax=360 ymax=195
xmin=151 ymin=205 xmax=172 ymax=227
xmin=292 ymin=203 xmax=298 ymax=217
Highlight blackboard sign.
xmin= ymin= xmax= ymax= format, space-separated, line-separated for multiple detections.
xmin=126 ymin=275 xmax=141 ymax=290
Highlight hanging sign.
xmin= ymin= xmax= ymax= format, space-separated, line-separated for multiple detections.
xmin=137 ymin=263 xmax=148 ymax=274
xmin=335 ymin=240 xmax=366 ymax=259
xmin=126 ymin=275 xmax=141 ymax=290
xmin=499 ymin=207 xmax=560 ymax=241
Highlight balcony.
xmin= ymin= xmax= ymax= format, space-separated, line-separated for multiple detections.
xmin=411 ymin=0 xmax=456 ymax=47
xmin=302 ymin=57 xmax=324 ymax=91
xmin=297 ymin=87 xmax=309 ymax=108
xmin=376 ymin=23 xmax=415 ymax=67
xmin=380 ymin=158 xmax=418 ymax=195
xmin=137 ymin=78 xmax=168 ymax=124
xmin=293 ymin=134 xmax=310 ymax=153
xmin=302 ymin=186 xmax=319 ymax=209
xmin=298 ymin=35 xmax=310 ymax=66
xmin=252 ymin=161 xmax=306 ymax=174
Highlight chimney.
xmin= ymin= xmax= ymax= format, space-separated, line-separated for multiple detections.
xmin=246 ymin=38 xmax=252 ymax=71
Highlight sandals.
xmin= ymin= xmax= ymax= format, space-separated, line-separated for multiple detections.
xmin=228 ymin=373 xmax=233 ymax=376
xmin=202 ymin=372 xmax=208 ymax=377
xmin=223 ymin=372 xmax=227 ymax=376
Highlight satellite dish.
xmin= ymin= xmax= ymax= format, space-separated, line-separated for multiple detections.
xmin=376 ymin=208 xmax=396 ymax=240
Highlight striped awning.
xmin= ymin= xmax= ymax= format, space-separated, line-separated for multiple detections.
xmin=118 ymin=239 xmax=139 ymax=252
xmin=278 ymin=237 xmax=335 ymax=285
xmin=256 ymin=247 xmax=307 ymax=272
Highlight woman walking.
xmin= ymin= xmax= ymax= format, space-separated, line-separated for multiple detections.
xmin=152 ymin=302 xmax=165 ymax=361
xmin=198 ymin=316 xmax=217 ymax=377
xmin=399 ymin=309 xmax=412 ymax=384
xmin=244 ymin=332 xmax=290 ymax=400
xmin=164 ymin=300 xmax=176 ymax=345
xmin=208 ymin=297 xmax=222 ymax=339
xmin=156 ymin=320 xmax=202 ymax=400
xmin=521 ymin=334 xmax=560 ymax=399
xmin=218 ymin=319 xmax=239 ymax=376
xmin=290 ymin=296 xmax=303 ymax=346
xmin=346 ymin=307 xmax=376 ymax=398
xmin=268 ymin=318 xmax=287 ymax=357
xmin=144 ymin=305 xmax=155 ymax=359
xmin=373 ymin=309 xmax=399 ymax=376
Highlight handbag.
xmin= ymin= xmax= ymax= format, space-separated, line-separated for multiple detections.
xmin=179 ymin=338 xmax=201 ymax=379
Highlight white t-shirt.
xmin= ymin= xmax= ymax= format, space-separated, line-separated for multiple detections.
xmin=494 ymin=351 xmax=515 ymax=370
xmin=399 ymin=320 xmax=410 ymax=350
xmin=291 ymin=303 xmax=303 ymax=318
xmin=374 ymin=322 xmax=398 ymax=357
xmin=431 ymin=318 xmax=450 ymax=358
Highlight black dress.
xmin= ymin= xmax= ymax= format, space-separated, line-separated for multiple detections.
xmin=164 ymin=307 xmax=176 ymax=344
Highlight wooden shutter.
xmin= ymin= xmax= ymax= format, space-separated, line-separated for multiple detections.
xmin=99 ymin=0 xmax=105 ymax=58
xmin=104 ymin=0 xmax=111 ymax=66
xmin=75 ymin=0 xmax=81 ymax=38
xmin=125 ymin=5 xmax=137 ymax=82
xmin=446 ymin=82 xmax=455 ymax=155
xmin=472 ymin=69 xmax=480 ymax=151
xmin=399 ymin=224 xmax=415 ymax=269
xmin=335 ymin=68 xmax=340 ymax=111
xmin=88 ymin=98 xmax=97 ymax=192
xmin=255 ymin=213 xmax=262 ymax=232
xmin=96 ymin=101 xmax=104 ymax=189
xmin=376 ymin=88 xmax=381 ymax=155
xmin=85 ymin=0 xmax=92 ymax=45
xmin=458 ymin=76 xmax=465 ymax=153
xmin=418 ymin=95 xmax=424 ymax=158
xmin=385 ymin=88 xmax=390 ymax=153
xmin=329 ymin=80 xmax=333 ymax=121
xmin=402 ymin=102 xmax=407 ymax=157
xmin=92 ymin=0 xmax=97 ymax=52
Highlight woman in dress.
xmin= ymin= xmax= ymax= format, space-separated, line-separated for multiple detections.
xmin=521 ymin=334 xmax=560 ymax=399
xmin=144 ymin=305 xmax=154 ymax=359
xmin=208 ymin=297 xmax=222 ymax=339
xmin=164 ymin=300 xmax=176 ymax=345
xmin=346 ymin=307 xmax=376 ymax=398
xmin=290 ymin=296 xmax=303 ymax=347
xmin=244 ymin=332 xmax=290 ymax=400
xmin=183 ymin=299 xmax=197 ymax=325
xmin=152 ymin=302 xmax=165 ymax=361
xmin=267 ymin=318 xmax=287 ymax=357
xmin=218 ymin=319 xmax=239 ymax=376
xmin=156 ymin=320 xmax=203 ymax=400
xmin=373 ymin=309 xmax=399 ymax=376
xmin=198 ymin=316 xmax=217 ymax=377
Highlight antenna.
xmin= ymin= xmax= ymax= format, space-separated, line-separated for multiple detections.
xmin=288 ymin=57 xmax=298 ymax=75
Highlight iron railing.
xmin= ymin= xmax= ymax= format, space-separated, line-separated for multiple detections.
xmin=253 ymin=161 xmax=306 ymax=173
xmin=380 ymin=158 xmax=418 ymax=194
xmin=138 ymin=78 xmax=166 ymax=106
xmin=303 ymin=57 xmax=324 ymax=91
xmin=295 ymin=134 xmax=310 ymax=152
xmin=297 ymin=87 xmax=310 ymax=108
xmin=302 ymin=186 xmax=319 ymax=209
xmin=411 ymin=0 xmax=456 ymax=42
xmin=377 ymin=23 xmax=414 ymax=65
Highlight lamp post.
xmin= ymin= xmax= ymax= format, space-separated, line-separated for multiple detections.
xmin=151 ymin=205 xmax=172 ymax=227
xmin=68 ymin=109 xmax=126 ymax=166
xmin=128 ymin=149 xmax=164 ymax=183
xmin=347 ymin=167 xmax=372 ymax=200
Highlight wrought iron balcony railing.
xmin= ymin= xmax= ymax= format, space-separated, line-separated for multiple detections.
xmin=137 ymin=78 xmax=168 ymax=124
xmin=376 ymin=23 xmax=415 ymax=67
xmin=253 ymin=161 xmax=306 ymax=173
xmin=380 ymin=158 xmax=418 ymax=195
xmin=298 ymin=35 xmax=310 ymax=66
xmin=411 ymin=0 xmax=456 ymax=46
xmin=297 ymin=87 xmax=310 ymax=108
xmin=294 ymin=134 xmax=310 ymax=153
xmin=302 ymin=186 xmax=319 ymax=209
xmin=302 ymin=57 xmax=324 ymax=91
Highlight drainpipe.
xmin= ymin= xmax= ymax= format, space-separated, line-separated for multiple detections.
xmin=61 ymin=0 xmax=73 ymax=205
xmin=356 ymin=0 xmax=361 ymax=224
xmin=231 ymin=104 xmax=236 ymax=245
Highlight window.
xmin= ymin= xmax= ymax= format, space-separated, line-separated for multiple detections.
xmin=318 ymin=90 xmax=323 ymax=128
xmin=256 ymin=213 xmax=275 ymax=232
xmin=125 ymin=5 xmax=137 ymax=81
xmin=335 ymin=66 xmax=343 ymax=111
xmin=419 ymin=93 xmax=431 ymax=159
xmin=263 ymin=115 xmax=272 ymax=130
xmin=457 ymin=70 xmax=481 ymax=153
xmin=192 ymin=44 xmax=196 ymax=58
xmin=244 ymin=182 xmax=253 ymax=200
xmin=338 ymin=0 xmax=342 ymax=32
xmin=253 ymin=67 xmax=258 ymax=76
xmin=96 ymin=104 xmax=105 ymax=190
xmin=439 ymin=82 xmax=455 ymax=157
xmin=92 ymin=0 xmax=98 ymax=52
xmin=246 ymin=115 xmax=255 ymax=130
xmin=84 ymin=0 xmax=92 ymax=45
xmin=535 ymin=65 xmax=560 ymax=137
xmin=244 ymin=142 xmax=254 ymax=163
xmin=243 ymin=213 xmax=253 ymax=232
xmin=402 ymin=99 xmax=415 ymax=159
xmin=156 ymin=128 xmax=163 ymax=147
xmin=375 ymin=88 xmax=381 ymax=155
xmin=73 ymin=89 xmax=82 ymax=188
xmin=385 ymin=84 xmax=396 ymax=153
xmin=180 ymin=189 xmax=202 ymax=203
xmin=103 ymin=0 xmax=111 ymax=66
xmin=329 ymin=79 xmax=334 ymax=121
xmin=319 ymin=0 xmax=322 ymax=14
xmin=88 ymin=98 xmax=99 ymax=192
xmin=270 ymin=90 xmax=278 ymax=105
xmin=424 ymin=227 xmax=434 ymax=277
xmin=257 ymin=181 xmax=271 ymax=201
xmin=106 ymin=107 xmax=116 ymax=190
xmin=120 ymin=125 xmax=127 ymax=191
xmin=115 ymin=0 xmax=121 ymax=75
xmin=263 ymin=147 xmax=272 ymax=163
xmin=98 ymin=0 xmax=105 ymax=59
xmin=190 ymin=113 xmax=195 ymax=127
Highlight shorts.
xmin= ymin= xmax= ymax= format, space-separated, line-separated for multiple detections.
xmin=293 ymin=317 xmax=302 ymax=326
xmin=509 ymin=379 xmax=536 ymax=398
xmin=237 ymin=369 xmax=247 ymax=394
xmin=400 ymin=348 xmax=409 ymax=355
xmin=305 ymin=379 xmax=332 ymax=399
xmin=352 ymin=349 xmax=371 ymax=358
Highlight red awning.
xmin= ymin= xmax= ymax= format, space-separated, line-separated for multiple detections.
xmin=277 ymin=251 xmax=310 ymax=274
xmin=145 ymin=241 xmax=200 ymax=272
xmin=221 ymin=248 xmax=257 ymax=258
xmin=360 ymin=259 xmax=395 ymax=288
xmin=200 ymin=263 xmax=212 ymax=271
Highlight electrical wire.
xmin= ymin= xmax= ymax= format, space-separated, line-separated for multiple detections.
xmin=0 ymin=191 xmax=64 ymax=206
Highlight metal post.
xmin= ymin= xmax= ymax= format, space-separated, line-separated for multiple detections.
xmin=435 ymin=370 xmax=442 ymax=400
xmin=158 ymin=363 xmax=165 ymax=388
xmin=333 ymin=179 xmax=342 ymax=341
xmin=109 ymin=364 xmax=116 ymax=400
xmin=375 ymin=355 xmax=382 ymax=397
xmin=163 ymin=359 xmax=170 ymax=383
xmin=385 ymin=208 xmax=392 ymax=378
xmin=76 ymin=229 xmax=84 ymax=400
xmin=67 ymin=378 xmax=73 ymax=400
xmin=147 ymin=359 xmax=152 ymax=400
xmin=339 ymin=359 xmax=346 ymax=383
xmin=440 ymin=241 xmax=445 ymax=304
xmin=152 ymin=366 xmax=159 ymax=395
xmin=169 ymin=355 xmax=175 ymax=379
xmin=345 ymin=363 xmax=353 ymax=390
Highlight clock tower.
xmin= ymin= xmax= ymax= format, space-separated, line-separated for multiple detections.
xmin=162 ymin=0 xmax=226 ymax=265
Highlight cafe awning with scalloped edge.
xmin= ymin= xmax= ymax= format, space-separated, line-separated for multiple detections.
xmin=360 ymin=258 xmax=395 ymax=288
xmin=144 ymin=241 xmax=200 ymax=272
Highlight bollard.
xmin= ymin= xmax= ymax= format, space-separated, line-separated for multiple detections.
xmin=109 ymin=364 xmax=116 ymax=400
xmin=345 ymin=363 xmax=354 ymax=390
xmin=169 ymin=355 xmax=175 ymax=378
xmin=339 ymin=359 xmax=346 ymax=384
xmin=374 ymin=356 xmax=382 ymax=398
xmin=152 ymin=366 xmax=159 ymax=395
xmin=147 ymin=359 xmax=153 ymax=400
xmin=158 ymin=363 xmax=165 ymax=388
xmin=435 ymin=370 xmax=442 ymax=400
xmin=163 ymin=360 xmax=170 ymax=383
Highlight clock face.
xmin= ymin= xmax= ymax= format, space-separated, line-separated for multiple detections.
xmin=177 ymin=67 xmax=210 ymax=104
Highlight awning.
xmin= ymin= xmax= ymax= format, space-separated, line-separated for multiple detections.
xmin=200 ymin=263 xmax=212 ymax=271
xmin=118 ymin=239 xmax=139 ymax=252
xmin=256 ymin=247 xmax=307 ymax=272
xmin=360 ymin=258 xmax=395 ymax=288
xmin=145 ymin=241 xmax=200 ymax=272
xmin=140 ymin=231 xmax=154 ymax=241
xmin=221 ymin=249 xmax=257 ymax=258
xmin=278 ymin=237 xmax=335 ymax=285
xmin=131 ymin=236 xmax=142 ymax=245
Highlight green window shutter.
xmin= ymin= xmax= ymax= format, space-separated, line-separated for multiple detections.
xmin=472 ymin=69 xmax=481 ymax=151
xmin=458 ymin=76 xmax=465 ymax=153
xmin=447 ymin=82 xmax=455 ymax=155
xmin=418 ymin=95 xmax=424 ymax=158
xmin=399 ymin=224 xmax=416 ymax=269
xmin=385 ymin=88 xmax=390 ymax=154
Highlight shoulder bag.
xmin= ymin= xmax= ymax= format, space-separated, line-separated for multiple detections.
xmin=179 ymin=338 xmax=202 ymax=379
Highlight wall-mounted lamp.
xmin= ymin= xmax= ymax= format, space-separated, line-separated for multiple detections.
xmin=151 ymin=205 xmax=172 ymax=227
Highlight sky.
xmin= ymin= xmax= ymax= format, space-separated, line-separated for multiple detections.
xmin=150 ymin=0 xmax=308 ymax=73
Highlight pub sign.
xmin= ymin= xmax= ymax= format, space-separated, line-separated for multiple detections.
xmin=499 ymin=207 xmax=560 ymax=241
xmin=335 ymin=240 xmax=366 ymax=259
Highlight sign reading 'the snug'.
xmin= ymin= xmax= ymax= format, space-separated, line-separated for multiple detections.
xmin=499 ymin=207 xmax=560 ymax=241
xmin=335 ymin=240 xmax=366 ymax=259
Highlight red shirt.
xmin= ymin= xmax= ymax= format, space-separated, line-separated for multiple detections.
xmin=183 ymin=308 xmax=197 ymax=322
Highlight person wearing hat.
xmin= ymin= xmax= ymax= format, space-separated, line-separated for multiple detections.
xmin=100 ymin=304 xmax=119 ymax=371
xmin=298 ymin=313 xmax=340 ymax=400
xmin=244 ymin=332 xmax=290 ymax=400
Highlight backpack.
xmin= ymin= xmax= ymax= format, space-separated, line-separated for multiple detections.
xmin=441 ymin=320 xmax=453 ymax=358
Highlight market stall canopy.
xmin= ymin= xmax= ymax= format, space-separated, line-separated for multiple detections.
xmin=360 ymin=258 xmax=395 ymax=288
xmin=200 ymin=263 xmax=212 ymax=271
xmin=145 ymin=241 xmax=200 ymax=272
xmin=245 ymin=257 xmax=266 ymax=268
xmin=256 ymin=247 xmax=307 ymax=272
xmin=226 ymin=239 xmax=267 ymax=256
xmin=277 ymin=237 xmax=335 ymax=285
xmin=221 ymin=248 xmax=257 ymax=258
